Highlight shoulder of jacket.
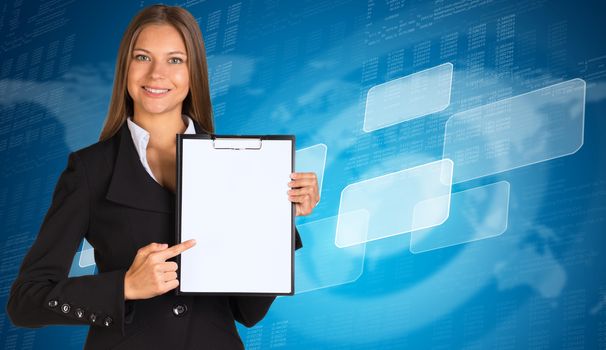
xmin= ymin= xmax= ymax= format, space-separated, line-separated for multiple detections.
xmin=71 ymin=132 xmax=119 ymax=170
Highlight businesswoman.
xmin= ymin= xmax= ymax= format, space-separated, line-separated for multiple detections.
xmin=6 ymin=4 xmax=319 ymax=349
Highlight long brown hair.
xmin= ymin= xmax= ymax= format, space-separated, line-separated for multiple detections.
xmin=98 ymin=4 xmax=214 ymax=141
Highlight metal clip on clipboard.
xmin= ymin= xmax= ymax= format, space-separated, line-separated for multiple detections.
xmin=211 ymin=137 xmax=263 ymax=150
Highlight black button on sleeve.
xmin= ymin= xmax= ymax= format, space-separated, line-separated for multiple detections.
xmin=74 ymin=308 xmax=85 ymax=319
xmin=48 ymin=300 xmax=58 ymax=308
xmin=103 ymin=316 xmax=113 ymax=327
xmin=89 ymin=313 xmax=97 ymax=323
xmin=60 ymin=303 xmax=71 ymax=313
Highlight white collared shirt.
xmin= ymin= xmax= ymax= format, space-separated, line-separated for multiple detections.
xmin=126 ymin=114 xmax=195 ymax=183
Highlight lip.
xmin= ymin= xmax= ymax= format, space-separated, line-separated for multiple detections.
xmin=142 ymin=86 xmax=171 ymax=98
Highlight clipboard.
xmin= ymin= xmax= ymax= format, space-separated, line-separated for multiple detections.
xmin=175 ymin=134 xmax=295 ymax=296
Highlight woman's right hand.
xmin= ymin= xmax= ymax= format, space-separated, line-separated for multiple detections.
xmin=124 ymin=239 xmax=196 ymax=300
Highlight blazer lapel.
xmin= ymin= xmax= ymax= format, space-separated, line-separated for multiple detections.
xmin=105 ymin=122 xmax=173 ymax=213
xmin=105 ymin=118 xmax=207 ymax=213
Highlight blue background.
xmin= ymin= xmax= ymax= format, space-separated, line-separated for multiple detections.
xmin=1 ymin=0 xmax=605 ymax=348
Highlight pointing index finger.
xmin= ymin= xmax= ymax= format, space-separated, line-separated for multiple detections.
xmin=158 ymin=239 xmax=197 ymax=260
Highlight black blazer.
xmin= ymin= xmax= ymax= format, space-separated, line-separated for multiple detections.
xmin=6 ymin=119 xmax=303 ymax=349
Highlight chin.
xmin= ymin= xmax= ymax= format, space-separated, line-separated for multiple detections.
xmin=141 ymin=105 xmax=173 ymax=115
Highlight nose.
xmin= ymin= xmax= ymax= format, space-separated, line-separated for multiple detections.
xmin=149 ymin=60 xmax=168 ymax=80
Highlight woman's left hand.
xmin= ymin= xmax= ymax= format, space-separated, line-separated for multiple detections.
xmin=288 ymin=172 xmax=320 ymax=216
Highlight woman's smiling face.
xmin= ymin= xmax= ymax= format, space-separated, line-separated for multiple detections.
xmin=127 ymin=24 xmax=189 ymax=117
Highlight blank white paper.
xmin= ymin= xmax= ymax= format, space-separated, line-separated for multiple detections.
xmin=179 ymin=137 xmax=293 ymax=294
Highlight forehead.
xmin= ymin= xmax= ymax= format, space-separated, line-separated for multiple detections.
xmin=134 ymin=24 xmax=186 ymax=52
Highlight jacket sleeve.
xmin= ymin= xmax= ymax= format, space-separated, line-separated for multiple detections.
xmin=5 ymin=151 xmax=131 ymax=336
xmin=229 ymin=227 xmax=303 ymax=327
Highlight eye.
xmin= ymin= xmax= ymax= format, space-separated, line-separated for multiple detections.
xmin=134 ymin=54 xmax=150 ymax=61
xmin=169 ymin=57 xmax=184 ymax=64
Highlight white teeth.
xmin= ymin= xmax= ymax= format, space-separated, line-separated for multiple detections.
xmin=144 ymin=87 xmax=169 ymax=94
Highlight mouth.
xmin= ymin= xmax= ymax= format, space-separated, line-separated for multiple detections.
xmin=142 ymin=86 xmax=171 ymax=96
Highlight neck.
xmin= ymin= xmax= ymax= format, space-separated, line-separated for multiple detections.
xmin=132 ymin=108 xmax=187 ymax=149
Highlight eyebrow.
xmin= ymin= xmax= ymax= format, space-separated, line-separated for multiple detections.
xmin=133 ymin=48 xmax=187 ymax=55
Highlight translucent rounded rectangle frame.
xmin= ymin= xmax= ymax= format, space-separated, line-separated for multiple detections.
xmin=335 ymin=159 xmax=453 ymax=248
xmin=410 ymin=181 xmax=510 ymax=254
xmin=443 ymin=78 xmax=586 ymax=184
xmin=363 ymin=62 xmax=453 ymax=132
xmin=294 ymin=212 xmax=368 ymax=294
xmin=68 ymin=238 xmax=96 ymax=277
xmin=295 ymin=143 xmax=327 ymax=204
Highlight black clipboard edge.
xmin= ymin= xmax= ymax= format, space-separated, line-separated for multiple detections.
xmin=174 ymin=133 xmax=296 ymax=297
